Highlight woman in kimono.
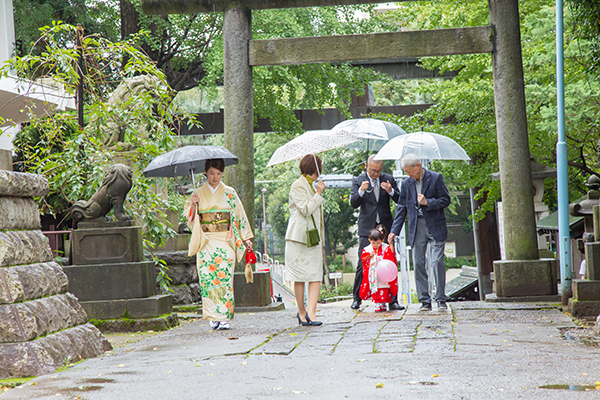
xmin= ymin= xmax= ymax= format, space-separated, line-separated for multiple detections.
xmin=185 ymin=158 xmax=253 ymax=330
xmin=285 ymin=154 xmax=325 ymax=326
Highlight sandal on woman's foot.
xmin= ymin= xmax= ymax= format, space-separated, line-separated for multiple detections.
xmin=217 ymin=321 xmax=231 ymax=330
xmin=209 ymin=321 xmax=220 ymax=330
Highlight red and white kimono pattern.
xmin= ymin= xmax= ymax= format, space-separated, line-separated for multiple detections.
xmin=359 ymin=243 xmax=398 ymax=304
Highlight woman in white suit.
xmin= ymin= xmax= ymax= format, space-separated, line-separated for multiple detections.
xmin=285 ymin=154 xmax=325 ymax=326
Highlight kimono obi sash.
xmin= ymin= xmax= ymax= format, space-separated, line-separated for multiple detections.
xmin=199 ymin=211 xmax=231 ymax=233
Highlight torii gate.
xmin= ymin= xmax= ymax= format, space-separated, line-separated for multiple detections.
xmin=141 ymin=0 xmax=559 ymax=299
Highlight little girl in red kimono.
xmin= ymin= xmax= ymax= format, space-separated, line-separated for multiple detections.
xmin=359 ymin=225 xmax=398 ymax=312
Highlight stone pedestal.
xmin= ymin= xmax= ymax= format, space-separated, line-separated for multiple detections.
xmin=584 ymin=242 xmax=600 ymax=281
xmin=568 ymin=242 xmax=600 ymax=318
xmin=71 ymin=222 xmax=144 ymax=265
xmin=65 ymin=221 xmax=177 ymax=332
xmin=233 ymin=271 xmax=285 ymax=312
xmin=492 ymin=258 xmax=558 ymax=300
xmin=63 ymin=261 xmax=155 ymax=300
xmin=0 ymin=170 xmax=112 ymax=378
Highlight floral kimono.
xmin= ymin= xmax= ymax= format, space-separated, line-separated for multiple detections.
xmin=185 ymin=182 xmax=253 ymax=321
xmin=359 ymin=243 xmax=398 ymax=304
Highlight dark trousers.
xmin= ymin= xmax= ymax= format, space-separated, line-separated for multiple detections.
xmin=353 ymin=235 xmax=398 ymax=305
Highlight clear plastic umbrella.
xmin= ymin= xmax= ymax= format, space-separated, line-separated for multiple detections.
xmin=143 ymin=145 xmax=238 ymax=186
xmin=374 ymin=131 xmax=470 ymax=161
xmin=331 ymin=118 xmax=406 ymax=151
xmin=266 ymin=129 xmax=359 ymax=167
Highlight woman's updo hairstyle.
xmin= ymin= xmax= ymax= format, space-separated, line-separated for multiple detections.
xmin=205 ymin=158 xmax=225 ymax=173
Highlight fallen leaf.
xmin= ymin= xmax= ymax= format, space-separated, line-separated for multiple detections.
xmin=195 ymin=364 xmax=201 ymax=367
xmin=289 ymin=333 xmax=298 ymax=336
xmin=375 ymin=383 xmax=384 ymax=388
xmin=228 ymin=337 xmax=239 ymax=340
xmin=241 ymin=361 xmax=247 ymax=365
xmin=168 ymin=370 xmax=171 ymax=373
xmin=356 ymin=359 xmax=367 ymax=362
xmin=117 ymin=364 xmax=125 ymax=367
xmin=432 ymin=374 xmax=439 ymax=378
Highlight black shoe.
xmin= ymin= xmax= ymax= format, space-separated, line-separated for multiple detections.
xmin=419 ymin=303 xmax=432 ymax=311
xmin=389 ymin=302 xmax=405 ymax=311
xmin=437 ymin=301 xmax=448 ymax=309
xmin=351 ymin=300 xmax=361 ymax=310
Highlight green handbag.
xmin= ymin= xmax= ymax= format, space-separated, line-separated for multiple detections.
xmin=305 ymin=213 xmax=320 ymax=248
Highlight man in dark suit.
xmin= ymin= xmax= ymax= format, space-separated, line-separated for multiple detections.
xmin=388 ymin=155 xmax=451 ymax=311
xmin=350 ymin=155 xmax=404 ymax=310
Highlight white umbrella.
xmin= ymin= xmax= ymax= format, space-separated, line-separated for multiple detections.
xmin=266 ymin=129 xmax=360 ymax=167
xmin=374 ymin=131 xmax=470 ymax=161
xmin=331 ymin=118 xmax=406 ymax=151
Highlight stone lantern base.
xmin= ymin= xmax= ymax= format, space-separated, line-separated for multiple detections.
xmin=489 ymin=258 xmax=559 ymax=301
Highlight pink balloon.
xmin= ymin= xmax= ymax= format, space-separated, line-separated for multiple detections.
xmin=377 ymin=259 xmax=398 ymax=283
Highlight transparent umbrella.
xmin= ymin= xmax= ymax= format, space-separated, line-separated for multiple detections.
xmin=374 ymin=131 xmax=470 ymax=161
xmin=266 ymin=129 xmax=359 ymax=168
xmin=143 ymin=145 xmax=238 ymax=186
xmin=331 ymin=118 xmax=406 ymax=151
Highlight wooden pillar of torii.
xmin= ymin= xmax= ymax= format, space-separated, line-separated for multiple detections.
xmin=141 ymin=0 xmax=557 ymax=299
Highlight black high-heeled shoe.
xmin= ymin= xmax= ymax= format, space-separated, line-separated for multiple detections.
xmin=305 ymin=313 xmax=323 ymax=326
xmin=296 ymin=312 xmax=308 ymax=326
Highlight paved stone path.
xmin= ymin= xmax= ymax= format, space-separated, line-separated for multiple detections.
xmin=3 ymin=297 xmax=600 ymax=400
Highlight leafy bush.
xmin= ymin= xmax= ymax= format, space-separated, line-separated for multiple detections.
xmin=318 ymin=283 xmax=353 ymax=302
xmin=328 ymin=254 xmax=354 ymax=273
xmin=445 ymin=257 xmax=474 ymax=269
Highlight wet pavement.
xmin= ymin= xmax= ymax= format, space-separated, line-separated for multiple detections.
xmin=3 ymin=290 xmax=600 ymax=400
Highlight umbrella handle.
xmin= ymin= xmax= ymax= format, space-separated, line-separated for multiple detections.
xmin=191 ymin=169 xmax=196 ymax=188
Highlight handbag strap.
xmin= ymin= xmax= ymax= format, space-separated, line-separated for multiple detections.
xmin=306 ymin=211 xmax=317 ymax=229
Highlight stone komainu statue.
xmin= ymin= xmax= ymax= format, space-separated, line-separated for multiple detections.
xmin=70 ymin=164 xmax=133 ymax=223
xmin=92 ymin=75 xmax=163 ymax=148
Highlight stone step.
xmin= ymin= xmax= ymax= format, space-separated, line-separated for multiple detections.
xmin=80 ymin=294 xmax=173 ymax=319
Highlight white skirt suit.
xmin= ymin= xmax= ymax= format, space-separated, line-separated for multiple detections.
xmin=284 ymin=175 xmax=325 ymax=282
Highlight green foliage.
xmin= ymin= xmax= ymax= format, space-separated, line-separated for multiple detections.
xmin=328 ymin=254 xmax=354 ymax=273
xmin=0 ymin=23 xmax=198 ymax=261
xmin=445 ymin=256 xmax=474 ymax=270
xmin=377 ymin=0 xmax=600 ymax=219
xmin=12 ymin=0 xmax=120 ymax=56
xmin=318 ymin=282 xmax=353 ymax=302
xmin=568 ymin=0 xmax=600 ymax=70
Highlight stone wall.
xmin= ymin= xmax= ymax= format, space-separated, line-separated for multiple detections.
xmin=0 ymin=170 xmax=112 ymax=378
xmin=153 ymin=251 xmax=200 ymax=305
